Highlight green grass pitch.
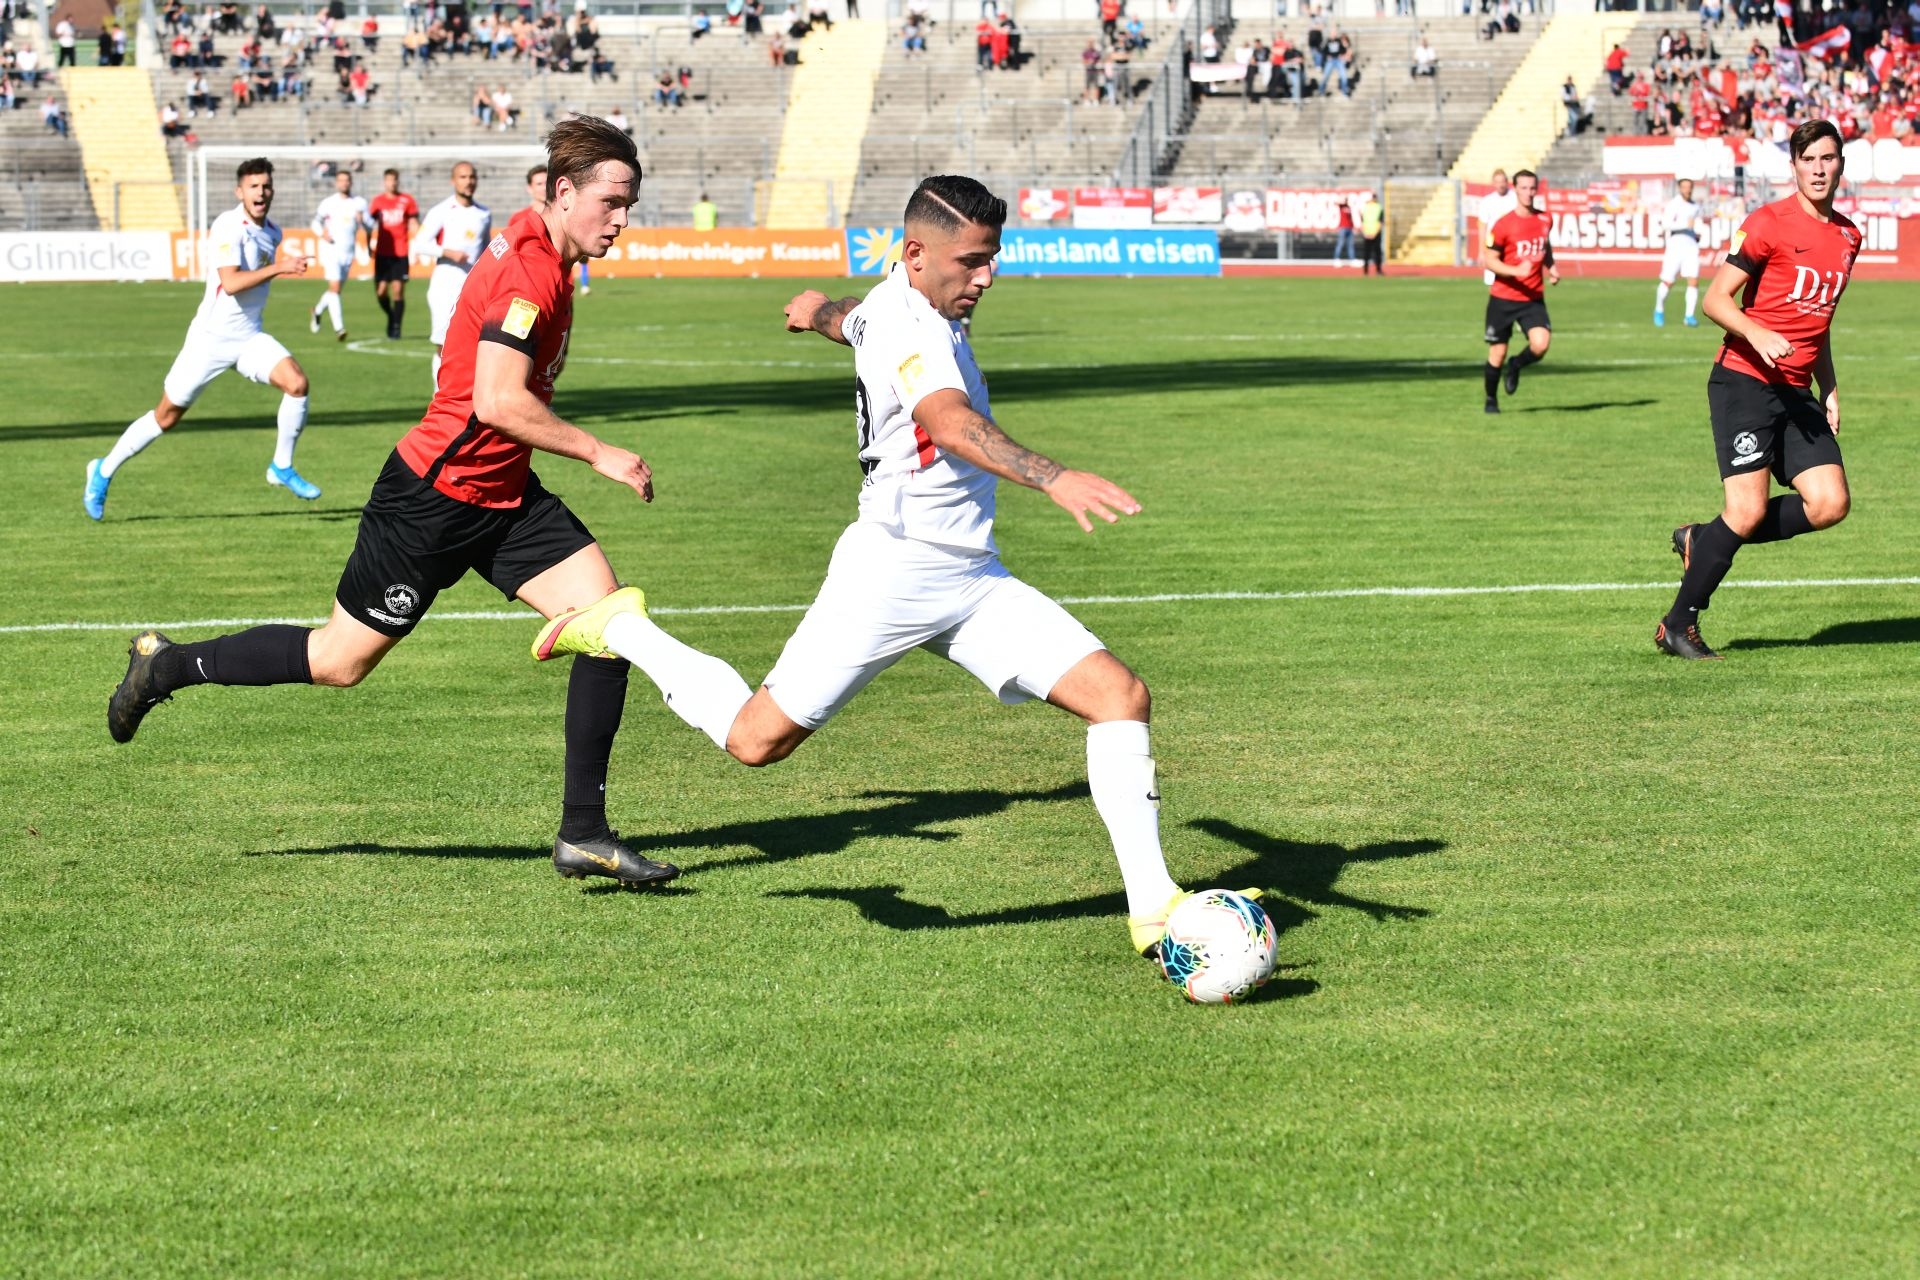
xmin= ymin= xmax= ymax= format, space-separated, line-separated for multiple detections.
xmin=4 ymin=273 xmax=1919 ymax=1277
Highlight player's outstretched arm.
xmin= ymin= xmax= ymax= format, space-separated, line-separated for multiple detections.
xmin=914 ymin=388 xmax=1141 ymax=534
xmin=472 ymin=341 xmax=654 ymax=501
xmin=783 ymin=290 xmax=862 ymax=344
xmin=1701 ymin=260 xmax=1791 ymax=367
xmin=218 ymin=253 xmax=309 ymax=294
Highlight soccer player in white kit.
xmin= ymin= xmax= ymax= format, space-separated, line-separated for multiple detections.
xmin=85 ymin=156 xmax=318 ymax=521
xmin=1479 ymin=168 xmax=1517 ymax=288
xmin=414 ymin=160 xmax=493 ymax=388
xmin=1654 ymin=177 xmax=1705 ymax=328
xmin=529 ymin=176 xmax=1251 ymax=961
xmin=309 ymin=168 xmax=371 ymax=341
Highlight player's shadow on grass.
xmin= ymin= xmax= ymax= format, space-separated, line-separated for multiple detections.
xmin=1514 ymin=398 xmax=1657 ymax=414
xmin=773 ymin=818 xmax=1442 ymax=991
xmin=1721 ymin=617 xmax=1920 ymax=650
xmin=118 ymin=508 xmax=361 ymax=523
xmin=256 ymin=783 xmax=1094 ymax=870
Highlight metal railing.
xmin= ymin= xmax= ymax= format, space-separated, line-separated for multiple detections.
xmin=1110 ymin=0 xmax=1230 ymax=186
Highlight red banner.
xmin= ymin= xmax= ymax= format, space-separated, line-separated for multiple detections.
xmin=1018 ymin=188 xmax=1071 ymax=222
xmin=1154 ymin=186 xmax=1223 ymax=223
xmin=1072 ymin=187 xmax=1153 ymax=229
xmin=1262 ymin=187 xmax=1369 ymax=232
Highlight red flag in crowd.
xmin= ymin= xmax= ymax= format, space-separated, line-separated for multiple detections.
xmin=1794 ymin=25 xmax=1850 ymax=61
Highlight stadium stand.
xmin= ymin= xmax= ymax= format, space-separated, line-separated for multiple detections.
xmin=0 ymin=12 xmax=100 ymax=229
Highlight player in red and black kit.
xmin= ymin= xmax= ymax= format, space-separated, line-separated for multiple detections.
xmin=1656 ymin=120 xmax=1859 ymax=660
xmin=1480 ymin=168 xmax=1558 ymax=414
xmin=369 ymin=168 xmax=420 ymax=340
xmin=105 ymin=117 xmax=694 ymax=888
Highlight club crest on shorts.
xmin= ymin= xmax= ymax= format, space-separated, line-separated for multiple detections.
xmin=1733 ymin=431 xmax=1758 ymax=456
xmin=384 ymin=584 xmax=421 ymax=616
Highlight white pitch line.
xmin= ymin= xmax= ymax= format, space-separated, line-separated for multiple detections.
xmin=5 ymin=577 xmax=1918 ymax=635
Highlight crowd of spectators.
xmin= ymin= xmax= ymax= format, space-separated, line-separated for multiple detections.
xmin=1606 ymin=2 xmax=1918 ymax=146
xmin=1196 ymin=12 xmax=1359 ymax=101
xmin=1074 ymin=0 xmax=1148 ymax=101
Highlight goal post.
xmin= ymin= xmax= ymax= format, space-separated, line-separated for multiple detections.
xmin=187 ymin=143 xmax=547 ymax=280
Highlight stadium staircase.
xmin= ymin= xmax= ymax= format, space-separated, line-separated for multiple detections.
xmin=761 ymin=18 xmax=884 ymax=227
xmin=1395 ymin=10 xmax=1635 ymax=264
xmin=62 ymin=66 xmax=181 ymax=229
xmin=0 ymin=18 xmax=97 ymax=231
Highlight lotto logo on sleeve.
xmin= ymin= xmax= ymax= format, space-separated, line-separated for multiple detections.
xmin=502 ymin=298 xmax=539 ymax=338
xmin=898 ymin=354 xmax=927 ymax=396
xmin=1729 ymin=230 xmax=1747 ymax=256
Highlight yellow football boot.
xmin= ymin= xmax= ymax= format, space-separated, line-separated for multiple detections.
xmin=531 ymin=585 xmax=645 ymax=662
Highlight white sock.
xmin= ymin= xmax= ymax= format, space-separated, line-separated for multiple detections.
xmin=1087 ymin=720 xmax=1179 ymax=916
xmin=273 ymin=394 xmax=307 ymax=469
xmin=325 ymin=291 xmax=344 ymax=331
xmin=1684 ymin=285 xmax=1699 ymax=318
xmin=101 ymin=411 xmax=164 ymax=478
xmin=600 ymin=610 xmax=752 ymax=750
xmin=1655 ymin=281 xmax=1671 ymax=309
xmin=431 ymin=351 xmax=442 ymax=389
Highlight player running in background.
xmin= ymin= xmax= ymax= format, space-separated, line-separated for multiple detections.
xmin=85 ymin=156 xmax=317 ymax=520
xmin=106 ymin=117 xmax=682 ymax=889
xmin=1479 ymin=168 xmax=1516 ymax=288
xmin=525 ymin=162 xmax=590 ymax=292
xmin=309 ymin=167 xmax=371 ymax=341
xmin=1480 ymin=168 xmax=1557 ymax=415
xmin=415 ymin=161 xmax=492 ymax=389
xmin=529 ymin=175 xmax=1252 ymax=959
xmin=1654 ymin=176 xmax=1705 ymax=328
xmin=1656 ymin=120 xmax=1859 ymax=660
xmin=369 ymin=168 xmax=420 ymax=340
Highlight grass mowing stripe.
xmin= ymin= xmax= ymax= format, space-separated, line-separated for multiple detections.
xmin=6 ymin=575 xmax=1918 ymax=634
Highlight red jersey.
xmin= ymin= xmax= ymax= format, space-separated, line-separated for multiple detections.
xmin=1486 ymin=206 xmax=1553 ymax=302
xmin=1718 ymin=195 xmax=1860 ymax=388
xmin=395 ymin=208 xmax=573 ymax=507
xmin=369 ymin=190 xmax=418 ymax=257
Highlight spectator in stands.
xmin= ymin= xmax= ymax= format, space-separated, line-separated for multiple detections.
xmin=1605 ymin=41 xmax=1627 ymax=93
xmin=693 ymin=7 xmax=712 ymax=37
xmin=169 ymin=32 xmax=192 ymax=69
xmin=1081 ymin=38 xmax=1100 ymax=100
xmin=1322 ymin=26 xmax=1351 ymax=95
xmin=491 ymin=82 xmax=515 ymax=127
xmin=590 ymin=41 xmax=616 ymax=79
xmin=1108 ymin=39 xmax=1132 ymax=101
xmin=347 ymin=59 xmax=372 ymax=103
xmin=230 ymin=71 xmax=250 ymax=107
xmin=654 ymin=68 xmax=683 ymax=105
xmin=1244 ymin=38 xmax=1270 ymax=99
xmin=1306 ymin=12 xmax=1324 ymax=71
xmin=1099 ymin=0 xmax=1120 ymax=44
xmin=187 ymin=70 xmax=216 ymax=114
xmin=278 ymin=49 xmax=303 ymax=98
xmin=54 ymin=16 xmax=74 ymax=67
xmin=0 ymin=73 xmax=14 ymax=112
xmin=1124 ymin=14 xmax=1146 ymax=50
xmin=252 ymin=53 xmax=277 ymax=99
xmin=471 ymin=82 xmax=492 ymax=124
xmin=1002 ymin=15 xmax=1022 ymax=63
xmin=900 ymin=19 xmax=923 ymax=56
xmin=770 ymin=28 xmax=788 ymax=63
xmin=808 ymin=0 xmax=832 ymax=28
xmin=606 ymin=102 xmax=631 ymax=134
xmin=14 ymin=41 xmax=36 ymax=86
xmin=160 ymin=101 xmax=184 ymax=136
xmin=990 ymin=15 xmax=1011 ymax=68
xmin=254 ymin=4 xmax=275 ymax=39
xmin=1199 ymin=24 xmax=1219 ymax=62
xmin=745 ymin=0 xmax=764 ymax=38
xmin=164 ymin=0 xmax=188 ymax=32
xmin=1277 ymin=31 xmax=1306 ymax=96
xmin=1560 ymin=74 xmax=1581 ymax=134
xmin=1411 ymin=32 xmax=1436 ymax=77
xmin=1629 ymin=69 xmax=1651 ymax=131
xmin=361 ymin=15 xmax=379 ymax=51
xmin=41 ymin=93 xmax=67 ymax=133
xmin=403 ymin=25 xmax=429 ymax=63
xmin=217 ymin=1 xmax=239 ymax=34
xmin=975 ymin=14 xmax=992 ymax=66
xmin=96 ymin=25 xmax=114 ymax=66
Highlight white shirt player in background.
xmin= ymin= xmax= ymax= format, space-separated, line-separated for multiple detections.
xmin=413 ymin=160 xmax=492 ymax=389
xmin=85 ymin=156 xmax=319 ymax=521
xmin=1479 ymin=167 xmax=1517 ymax=288
xmin=528 ymin=176 xmax=1249 ymax=963
xmin=1655 ymin=176 xmax=1706 ymax=328
xmin=308 ymin=167 xmax=371 ymax=341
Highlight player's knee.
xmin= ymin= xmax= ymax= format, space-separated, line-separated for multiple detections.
xmin=1722 ymin=503 xmax=1766 ymax=538
xmin=284 ymin=371 xmax=310 ymax=398
xmin=1806 ymin=490 xmax=1850 ymax=529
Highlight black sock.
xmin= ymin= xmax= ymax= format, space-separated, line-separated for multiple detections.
xmin=560 ymin=655 xmax=629 ymax=841
xmin=1745 ymin=493 xmax=1815 ymax=544
xmin=376 ymin=291 xmax=391 ymax=317
xmin=1666 ymin=516 xmax=1744 ymax=628
xmin=392 ymin=299 xmax=405 ymax=330
xmin=1508 ymin=347 xmax=1542 ymax=372
xmin=1483 ymin=362 xmax=1501 ymax=399
xmin=157 ymin=625 xmax=313 ymax=692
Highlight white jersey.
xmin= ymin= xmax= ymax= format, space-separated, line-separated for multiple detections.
xmin=193 ymin=204 xmax=284 ymax=340
xmin=842 ymin=265 xmax=997 ymax=554
xmin=312 ymin=192 xmax=371 ymax=257
xmin=1480 ymin=188 xmax=1518 ymax=284
xmin=1662 ymin=195 xmax=1703 ymax=240
xmin=414 ymin=197 xmax=493 ymax=271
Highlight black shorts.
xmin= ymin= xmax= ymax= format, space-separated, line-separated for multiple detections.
xmin=1484 ymin=296 xmax=1550 ymax=345
xmin=373 ymin=253 xmax=410 ymax=284
xmin=1707 ymin=362 xmax=1841 ymax=483
xmin=335 ymin=451 xmax=596 ymax=636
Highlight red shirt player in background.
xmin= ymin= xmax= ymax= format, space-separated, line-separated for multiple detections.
xmin=106 ymin=116 xmax=732 ymax=890
xmin=1479 ymin=167 xmax=1557 ymax=413
xmin=1657 ymin=119 xmax=1860 ymax=660
xmin=369 ymin=167 xmax=420 ymax=339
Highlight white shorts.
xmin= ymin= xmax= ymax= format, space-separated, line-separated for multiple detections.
xmin=1660 ymin=236 xmax=1701 ymax=283
xmin=321 ymin=251 xmax=357 ymax=283
xmin=427 ymin=264 xmax=471 ymax=345
xmin=162 ymin=327 xmax=291 ymax=407
xmin=762 ymin=521 xmax=1105 ymax=730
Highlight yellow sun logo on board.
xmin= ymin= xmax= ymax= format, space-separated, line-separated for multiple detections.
xmin=851 ymin=227 xmax=905 ymax=275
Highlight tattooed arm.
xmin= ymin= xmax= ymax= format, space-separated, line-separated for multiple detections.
xmin=914 ymin=388 xmax=1141 ymax=534
xmin=783 ymin=289 xmax=863 ymax=345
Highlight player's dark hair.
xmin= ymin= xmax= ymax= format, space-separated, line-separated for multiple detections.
xmin=1789 ymin=118 xmax=1842 ymax=159
xmin=526 ymin=164 xmax=548 ymax=185
xmin=234 ymin=156 xmax=273 ymax=182
xmin=1512 ymin=168 xmax=1538 ymax=184
xmin=903 ymin=176 xmax=1007 ymax=233
xmin=544 ymin=115 xmax=641 ymax=202
xmin=383 ymin=167 xmax=400 ymax=179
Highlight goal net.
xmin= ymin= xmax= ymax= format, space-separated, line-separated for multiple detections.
xmin=187 ymin=143 xmax=547 ymax=279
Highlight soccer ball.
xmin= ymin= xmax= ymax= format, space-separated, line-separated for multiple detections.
xmin=1158 ymin=889 xmax=1277 ymax=1004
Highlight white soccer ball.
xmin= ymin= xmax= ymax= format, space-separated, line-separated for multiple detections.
xmin=1157 ymin=889 xmax=1278 ymax=1004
